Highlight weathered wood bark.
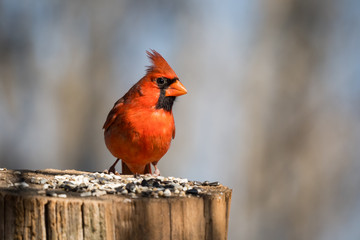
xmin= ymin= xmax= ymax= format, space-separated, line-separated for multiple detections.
xmin=0 ymin=169 xmax=232 ymax=240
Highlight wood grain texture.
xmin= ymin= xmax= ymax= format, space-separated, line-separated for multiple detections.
xmin=0 ymin=169 xmax=232 ymax=240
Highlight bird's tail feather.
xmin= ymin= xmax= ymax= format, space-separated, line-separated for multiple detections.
xmin=121 ymin=161 xmax=133 ymax=175
xmin=121 ymin=161 xmax=152 ymax=174
xmin=144 ymin=163 xmax=152 ymax=174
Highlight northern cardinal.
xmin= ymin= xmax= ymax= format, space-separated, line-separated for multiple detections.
xmin=103 ymin=50 xmax=187 ymax=175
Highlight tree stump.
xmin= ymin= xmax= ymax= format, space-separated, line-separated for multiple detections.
xmin=0 ymin=169 xmax=232 ymax=240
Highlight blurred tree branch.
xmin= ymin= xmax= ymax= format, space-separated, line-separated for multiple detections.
xmin=244 ymin=0 xmax=350 ymax=239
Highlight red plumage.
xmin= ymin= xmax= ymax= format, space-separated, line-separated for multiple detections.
xmin=103 ymin=50 xmax=187 ymax=175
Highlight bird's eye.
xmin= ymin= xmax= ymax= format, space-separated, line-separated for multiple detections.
xmin=156 ymin=77 xmax=166 ymax=86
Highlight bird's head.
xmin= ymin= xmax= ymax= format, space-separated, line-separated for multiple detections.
xmin=141 ymin=50 xmax=187 ymax=111
xmin=145 ymin=50 xmax=187 ymax=97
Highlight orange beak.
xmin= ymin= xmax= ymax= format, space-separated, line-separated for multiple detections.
xmin=165 ymin=80 xmax=187 ymax=97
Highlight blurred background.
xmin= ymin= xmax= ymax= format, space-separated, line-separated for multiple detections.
xmin=1 ymin=0 xmax=360 ymax=239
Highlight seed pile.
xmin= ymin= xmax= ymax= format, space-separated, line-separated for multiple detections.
xmin=27 ymin=172 xmax=220 ymax=198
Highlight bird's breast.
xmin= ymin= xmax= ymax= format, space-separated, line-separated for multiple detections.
xmin=104 ymin=108 xmax=175 ymax=165
xmin=131 ymin=109 xmax=174 ymax=145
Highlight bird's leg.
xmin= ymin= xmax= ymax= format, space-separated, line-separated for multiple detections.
xmin=108 ymin=158 xmax=120 ymax=174
xmin=152 ymin=161 xmax=160 ymax=176
xmin=153 ymin=166 xmax=160 ymax=176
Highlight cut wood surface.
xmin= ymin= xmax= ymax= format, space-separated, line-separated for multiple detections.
xmin=0 ymin=169 xmax=232 ymax=240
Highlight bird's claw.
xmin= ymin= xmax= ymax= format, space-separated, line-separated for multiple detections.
xmin=153 ymin=166 xmax=160 ymax=176
xmin=108 ymin=166 xmax=116 ymax=174
xmin=107 ymin=158 xmax=120 ymax=174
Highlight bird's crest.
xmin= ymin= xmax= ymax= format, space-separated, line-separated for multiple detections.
xmin=146 ymin=50 xmax=177 ymax=77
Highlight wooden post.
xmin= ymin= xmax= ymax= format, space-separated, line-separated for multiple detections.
xmin=0 ymin=169 xmax=232 ymax=240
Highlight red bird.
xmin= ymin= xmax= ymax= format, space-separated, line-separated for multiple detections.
xmin=103 ymin=50 xmax=187 ymax=175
